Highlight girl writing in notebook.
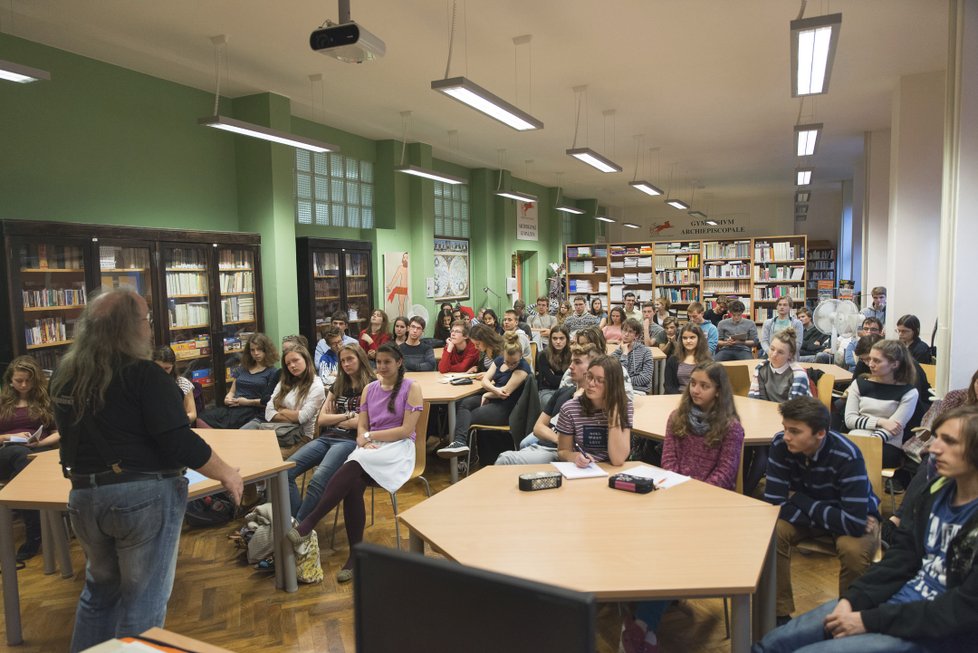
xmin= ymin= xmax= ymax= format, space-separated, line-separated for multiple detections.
xmin=556 ymin=355 xmax=632 ymax=467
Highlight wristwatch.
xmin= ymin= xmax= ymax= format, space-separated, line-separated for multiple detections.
xmin=363 ymin=431 xmax=372 ymax=442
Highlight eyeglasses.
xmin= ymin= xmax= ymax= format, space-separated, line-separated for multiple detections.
xmin=585 ymin=373 xmax=606 ymax=385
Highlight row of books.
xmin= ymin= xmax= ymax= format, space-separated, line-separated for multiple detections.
xmin=221 ymin=296 xmax=256 ymax=323
xmin=702 ymin=240 xmax=750 ymax=259
xmin=754 ymin=264 xmax=805 ymax=281
xmin=703 ymin=262 xmax=750 ymax=278
xmin=753 ymin=285 xmax=806 ymax=301
xmin=655 ymin=254 xmax=700 ymax=269
xmin=808 ymin=249 xmax=835 ymax=260
xmin=807 ymin=260 xmax=835 ymax=270
xmin=613 ymin=272 xmax=655 ymax=286
xmin=25 ymin=317 xmax=71 ymax=345
xmin=223 ymin=333 xmax=255 ymax=354
xmin=702 ymin=279 xmax=751 ymax=294
xmin=166 ymin=249 xmax=207 ymax=269
xmin=754 ymin=241 xmax=805 ymax=262
xmin=313 ymin=252 xmax=341 ymax=276
xmin=568 ymin=279 xmax=597 ymax=293
xmin=569 ymin=260 xmax=595 ymax=274
xmin=21 ymin=244 xmax=84 ymax=270
xmin=808 ymin=270 xmax=835 ymax=281
xmin=219 ymin=271 xmax=254 ymax=293
xmin=568 ymin=246 xmax=608 ymax=259
xmin=218 ymin=250 xmax=253 ymax=270
xmin=22 ymin=287 xmax=87 ymax=308
xmin=166 ymin=272 xmax=207 ymax=295
xmin=655 ymin=270 xmax=699 ymax=284
xmin=654 ymin=242 xmax=700 ymax=254
xmin=171 ymin=335 xmax=212 ymax=360
xmin=99 ymin=247 xmax=149 ymax=270
xmin=608 ymin=245 xmax=654 ymax=256
xmin=169 ymin=301 xmax=210 ymax=328
xmin=657 ymin=287 xmax=700 ymax=303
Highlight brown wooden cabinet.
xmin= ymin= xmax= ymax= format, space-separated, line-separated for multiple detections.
xmin=295 ymin=237 xmax=374 ymax=348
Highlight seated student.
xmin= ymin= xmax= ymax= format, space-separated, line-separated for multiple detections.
xmin=481 ymin=308 xmax=504 ymax=335
xmin=399 ymin=316 xmax=436 ymax=372
xmin=651 ymin=296 xmax=673 ymax=326
xmin=438 ymin=319 xmax=480 ymax=374
xmin=715 ymin=300 xmax=759 ymax=361
xmin=556 ymin=355 xmax=633 ymax=467
xmin=745 ymin=327 xmax=812 ymax=494
xmin=845 ymin=339 xmax=920 ymax=489
xmin=896 ymin=314 xmax=933 ymax=365
xmin=286 ymin=344 xmax=374 ymax=520
xmin=243 ymin=345 xmax=326 ymax=445
xmin=687 ymin=301 xmax=719 ymax=354
xmin=564 ymin=327 xmax=636 ymax=400
xmin=665 ymin=323 xmax=712 ymax=394
xmin=281 ymin=333 xmax=310 ymax=354
xmin=602 ymin=306 xmax=626 ymax=345
xmin=843 ymin=317 xmax=884 ymax=371
xmin=528 ymin=295 xmax=558 ymax=349
xmin=328 ymin=311 xmax=359 ymax=347
xmin=502 ymin=309 xmax=532 ymax=359
xmin=536 ymin=325 xmax=570 ymax=405
xmin=554 ymin=300 xmax=572 ymax=328
xmin=432 ymin=310 xmax=453 ymax=345
xmin=796 ymin=306 xmax=833 ymax=363
xmin=0 ymin=356 xmax=60 ymax=562
xmin=312 ymin=326 xmax=343 ymax=388
xmin=497 ymin=342 xmax=594 ymax=465
xmin=391 ymin=315 xmax=409 ymax=347
xmin=622 ymin=293 xmax=642 ymax=323
xmin=754 ymin=405 xmax=978 ymax=653
xmin=704 ymin=297 xmax=730 ymax=327
xmin=613 ymin=318 xmax=655 ymax=395
xmin=287 ymin=344 xmax=423 ymax=583
xmin=860 ymin=285 xmax=887 ymax=325
xmin=564 ymin=295 xmax=601 ymax=337
xmin=658 ymin=316 xmax=680 ymax=357
xmin=199 ymin=333 xmax=278 ymax=428
xmin=624 ymin=360 xmax=744 ymax=652
xmin=358 ymin=309 xmax=391 ymax=361
xmin=438 ymin=332 xmax=530 ymax=459
xmin=641 ymin=302 xmax=667 ymax=348
xmin=152 ymin=346 xmax=197 ymax=424
xmin=760 ymin=296 xmax=804 ymax=357
xmin=591 ymin=297 xmax=609 ymax=328
xmin=763 ymin=397 xmax=881 ymax=626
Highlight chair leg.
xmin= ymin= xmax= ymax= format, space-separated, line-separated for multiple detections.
xmin=889 ymin=486 xmax=897 ymax=515
xmin=465 ymin=428 xmax=475 ymax=478
xmin=370 ymin=486 xmax=375 ymax=527
xmin=329 ymin=504 xmax=340 ymax=550
xmin=722 ymin=597 xmax=730 ymax=640
xmin=418 ymin=475 xmax=431 ymax=498
xmin=390 ymin=491 xmax=401 ymax=550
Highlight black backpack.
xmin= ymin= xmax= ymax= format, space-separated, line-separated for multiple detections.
xmin=184 ymin=492 xmax=235 ymax=527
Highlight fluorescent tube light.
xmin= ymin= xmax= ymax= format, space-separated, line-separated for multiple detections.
xmin=796 ymin=168 xmax=813 ymax=185
xmin=394 ymin=164 xmax=467 ymax=185
xmin=688 ymin=210 xmax=708 ymax=219
xmin=791 ymin=13 xmax=842 ymax=97
xmin=555 ymin=203 xmax=586 ymax=215
xmin=566 ymin=147 xmax=623 ymax=173
xmin=198 ymin=115 xmax=339 ymax=153
xmin=623 ymin=222 xmax=640 ymax=229
xmin=795 ymin=191 xmax=811 ymax=203
xmin=495 ymin=190 xmax=537 ymax=203
xmin=629 ymin=180 xmax=663 ymax=196
xmin=795 ymin=203 xmax=809 ymax=214
xmin=431 ymin=76 xmax=543 ymax=131
xmin=795 ymin=123 xmax=822 ymax=156
xmin=0 ymin=59 xmax=51 ymax=83
xmin=666 ymin=199 xmax=690 ymax=210
xmin=595 ymin=216 xmax=616 ymax=223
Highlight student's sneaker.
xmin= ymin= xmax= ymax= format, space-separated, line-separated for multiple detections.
xmin=437 ymin=441 xmax=470 ymax=458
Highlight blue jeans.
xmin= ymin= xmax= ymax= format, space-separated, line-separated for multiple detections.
xmin=67 ymin=475 xmax=189 ymax=653
xmin=752 ymin=600 xmax=942 ymax=653
xmin=287 ymin=436 xmax=357 ymax=521
xmin=715 ymin=347 xmax=754 ymax=361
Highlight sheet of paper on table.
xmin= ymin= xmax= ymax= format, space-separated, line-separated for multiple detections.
xmin=184 ymin=469 xmax=208 ymax=486
xmin=620 ymin=464 xmax=691 ymax=489
xmin=439 ymin=373 xmax=482 ymax=383
xmin=551 ymin=461 xmax=609 ymax=479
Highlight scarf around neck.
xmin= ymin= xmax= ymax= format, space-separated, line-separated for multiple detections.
xmin=688 ymin=405 xmax=710 ymax=436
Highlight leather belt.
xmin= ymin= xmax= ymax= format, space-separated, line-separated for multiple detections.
xmin=69 ymin=469 xmax=185 ymax=489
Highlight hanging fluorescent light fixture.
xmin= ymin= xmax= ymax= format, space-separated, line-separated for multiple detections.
xmin=790 ymin=13 xmax=842 ymax=97
xmin=623 ymin=222 xmax=640 ymax=229
xmin=688 ymin=210 xmax=708 ymax=219
xmin=496 ymin=189 xmax=537 ymax=203
xmin=796 ymin=167 xmax=813 ymax=185
xmin=394 ymin=164 xmax=466 ymax=185
xmin=629 ymin=181 xmax=663 ymax=196
xmin=198 ymin=115 xmax=339 ymax=152
xmin=595 ymin=215 xmax=616 ymax=223
xmin=795 ymin=190 xmax=811 ymax=203
xmin=555 ymin=203 xmax=585 ymax=215
xmin=795 ymin=123 xmax=823 ymax=156
xmin=0 ymin=59 xmax=50 ymax=83
xmin=431 ymin=77 xmax=543 ymax=131
xmin=566 ymin=147 xmax=623 ymax=173
xmin=666 ymin=199 xmax=690 ymax=210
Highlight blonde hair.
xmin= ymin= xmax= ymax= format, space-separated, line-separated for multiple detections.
xmin=501 ymin=331 xmax=523 ymax=358
xmin=771 ymin=326 xmax=798 ymax=359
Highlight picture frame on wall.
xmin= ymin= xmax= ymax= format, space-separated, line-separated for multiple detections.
xmin=433 ymin=237 xmax=470 ymax=301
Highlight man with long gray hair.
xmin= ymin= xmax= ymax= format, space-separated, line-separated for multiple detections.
xmin=51 ymin=288 xmax=243 ymax=652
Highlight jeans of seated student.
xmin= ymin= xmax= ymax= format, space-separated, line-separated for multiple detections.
xmin=452 ymin=392 xmax=510 ymax=444
xmin=799 ymin=353 xmax=834 ymax=364
xmin=752 ymin=599 xmax=945 ymax=653
xmin=287 ymin=436 xmax=357 ymax=520
xmin=67 ymin=476 xmax=189 ymax=653
xmin=714 ymin=347 xmax=754 ymax=361
xmin=496 ymin=443 xmax=559 ymax=465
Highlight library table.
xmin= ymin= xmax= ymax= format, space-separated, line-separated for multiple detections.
xmin=0 ymin=429 xmax=295 ymax=646
xmin=718 ymin=359 xmax=853 ymax=383
xmin=405 ymin=371 xmax=485 ymax=483
xmin=399 ymin=463 xmax=778 ymax=653
xmin=631 ymin=394 xmax=786 ymax=446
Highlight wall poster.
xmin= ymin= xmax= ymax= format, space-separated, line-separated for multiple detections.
xmin=384 ymin=251 xmax=411 ymax=317
xmin=433 ymin=237 xmax=470 ymax=301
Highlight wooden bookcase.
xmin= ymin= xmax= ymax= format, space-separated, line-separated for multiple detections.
xmin=806 ymin=240 xmax=836 ymax=307
xmin=751 ymin=235 xmax=807 ymax=322
xmin=295 ymin=237 xmax=374 ymax=349
xmin=701 ymin=239 xmax=753 ymax=318
xmin=0 ymin=220 xmax=263 ymax=407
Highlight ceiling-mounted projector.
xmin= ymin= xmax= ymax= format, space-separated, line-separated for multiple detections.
xmin=310 ymin=20 xmax=385 ymax=63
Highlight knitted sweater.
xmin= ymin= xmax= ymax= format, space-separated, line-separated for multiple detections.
xmin=748 ymin=361 xmax=811 ymax=402
xmin=438 ymin=343 xmax=480 ymax=374
xmin=660 ymin=410 xmax=744 ymax=490
xmin=844 ymin=377 xmax=919 ymax=448
xmin=613 ymin=342 xmax=655 ymax=394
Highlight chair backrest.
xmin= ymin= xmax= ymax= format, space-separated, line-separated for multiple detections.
xmin=529 ymin=341 xmax=538 ymax=374
xmin=919 ymin=363 xmax=937 ymax=387
xmin=735 ymin=441 xmax=744 ymax=494
xmin=816 ymin=373 xmax=835 ymax=411
xmin=724 ymin=364 xmax=751 ymax=397
xmin=409 ymin=401 xmax=431 ymax=483
xmin=844 ymin=433 xmax=883 ymax=501
xmin=508 ymin=373 xmax=541 ymax=449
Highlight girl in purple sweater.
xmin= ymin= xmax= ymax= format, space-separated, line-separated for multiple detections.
xmin=622 ymin=361 xmax=746 ymax=653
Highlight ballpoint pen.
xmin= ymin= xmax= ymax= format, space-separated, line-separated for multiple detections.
xmin=572 ymin=441 xmax=595 ymax=468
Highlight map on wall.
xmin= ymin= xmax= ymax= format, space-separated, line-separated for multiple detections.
xmin=433 ymin=238 xmax=470 ymax=301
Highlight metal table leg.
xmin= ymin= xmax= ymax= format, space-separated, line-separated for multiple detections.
xmin=730 ymin=594 xmax=751 ymax=653
xmin=0 ymin=505 xmax=23 ymax=645
xmin=270 ymin=470 xmax=297 ymax=592
xmin=408 ymin=530 xmax=424 ymax=554
xmin=40 ymin=509 xmax=56 ymax=575
xmin=46 ymin=510 xmax=73 ymax=578
xmin=753 ymin=531 xmax=777 ymax=642
xmin=447 ymin=401 xmax=460 ymax=484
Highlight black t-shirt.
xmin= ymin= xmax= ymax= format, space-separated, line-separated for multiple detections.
xmin=55 ymin=359 xmax=212 ymax=474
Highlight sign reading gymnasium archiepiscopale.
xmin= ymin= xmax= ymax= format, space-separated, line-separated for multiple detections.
xmin=679 ymin=213 xmax=750 ymax=236
xmin=517 ymin=201 xmax=538 ymax=241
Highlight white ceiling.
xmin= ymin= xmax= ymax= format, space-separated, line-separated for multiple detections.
xmin=4 ymin=0 xmax=948 ymax=214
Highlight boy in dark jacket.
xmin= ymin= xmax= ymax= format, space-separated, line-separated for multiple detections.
xmin=754 ymin=405 xmax=978 ymax=652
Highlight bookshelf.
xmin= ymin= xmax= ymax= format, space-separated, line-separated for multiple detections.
xmin=700 ymin=239 xmax=752 ymax=320
xmin=751 ymin=235 xmax=807 ymax=322
xmin=566 ymin=244 xmax=610 ymax=305
xmin=607 ymin=243 xmax=651 ymax=306
xmin=0 ymin=221 xmax=262 ymax=407
xmin=296 ymin=237 xmax=374 ymax=348
xmin=806 ymin=240 xmax=836 ymax=306
xmin=653 ymin=241 xmax=700 ymax=316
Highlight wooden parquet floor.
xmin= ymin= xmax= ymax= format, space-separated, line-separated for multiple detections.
xmin=0 ymin=455 xmax=898 ymax=653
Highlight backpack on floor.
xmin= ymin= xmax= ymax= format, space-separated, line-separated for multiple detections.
xmin=185 ymin=492 xmax=236 ymax=527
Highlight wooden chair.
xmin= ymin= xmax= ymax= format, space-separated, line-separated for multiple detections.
xmin=529 ymin=341 xmax=538 ymax=374
xmin=466 ymin=375 xmax=539 ymax=476
xmin=816 ymin=373 xmax=836 ymax=411
xmin=919 ymin=363 xmax=936 ymax=388
xmin=724 ymin=364 xmax=751 ymax=397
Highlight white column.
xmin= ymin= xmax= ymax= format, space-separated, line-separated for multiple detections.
xmin=861 ymin=129 xmax=890 ymax=305
xmin=886 ymin=71 xmax=945 ymax=335
xmin=938 ymin=0 xmax=978 ymax=392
